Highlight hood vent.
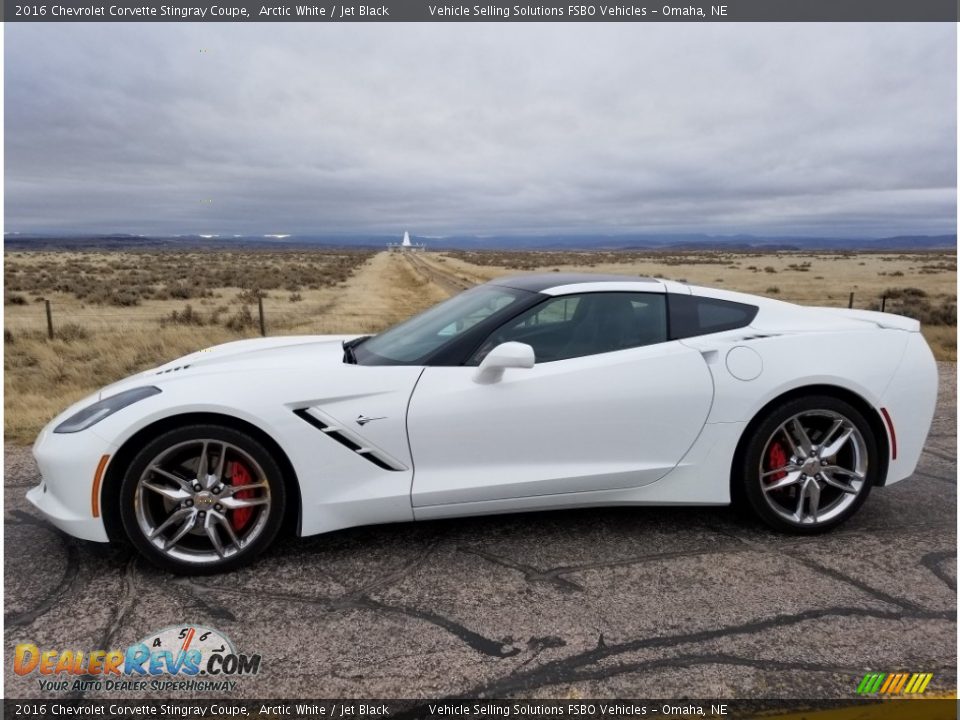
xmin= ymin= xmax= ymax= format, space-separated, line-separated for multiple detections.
xmin=293 ymin=408 xmax=406 ymax=472
xmin=156 ymin=364 xmax=191 ymax=375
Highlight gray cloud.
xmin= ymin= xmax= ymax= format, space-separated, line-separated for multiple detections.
xmin=5 ymin=22 xmax=956 ymax=237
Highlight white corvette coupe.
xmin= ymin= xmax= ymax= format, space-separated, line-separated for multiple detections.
xmin=30 ymin=274 xmax=937 ymax=573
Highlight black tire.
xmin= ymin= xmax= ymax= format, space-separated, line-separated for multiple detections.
xmin=119 ymin=424 xmax=286 ymax=574
xmin=739 ymin=395 xmax=878 ymax=534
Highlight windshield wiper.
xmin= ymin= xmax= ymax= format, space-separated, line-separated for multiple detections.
xmin=342 ymin=335 xmax=370 ymax=364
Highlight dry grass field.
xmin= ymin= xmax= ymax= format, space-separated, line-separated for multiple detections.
xmin=4 ymin=247 xmax=955 ymax=443
xmin=4 ymin=250 xmax=447 ymax=442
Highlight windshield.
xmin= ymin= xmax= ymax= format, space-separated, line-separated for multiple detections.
xmin=354 ymin=285 xmax=528 ymax=365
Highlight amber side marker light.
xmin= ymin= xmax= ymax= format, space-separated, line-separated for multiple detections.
xmin=91 ymin=455 xmax=110 ymax=518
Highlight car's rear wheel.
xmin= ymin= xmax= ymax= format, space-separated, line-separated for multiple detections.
xmin=741 ymin=396 xmax=878 ymax=533
xmin=119 ymin=425 xmax=286 ymax=574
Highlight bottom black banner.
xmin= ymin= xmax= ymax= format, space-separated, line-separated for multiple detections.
xmin=3 ymin=699 xmax=957 ymax=720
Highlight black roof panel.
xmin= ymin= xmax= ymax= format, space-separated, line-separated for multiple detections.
xmin=489 ymin=273 xmax=659 ymax=293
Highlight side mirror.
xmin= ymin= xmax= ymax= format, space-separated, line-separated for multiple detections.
xmin=473 ymin=342 xmax=535 ymax=384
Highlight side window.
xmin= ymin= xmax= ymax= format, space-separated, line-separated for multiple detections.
xmin=512 ymin=296 xmax=581 ymax=328
xmin=470 ymin=292 xmax=668 ymax=364
xmin=668 ymin=295 xmax=758 ymax=339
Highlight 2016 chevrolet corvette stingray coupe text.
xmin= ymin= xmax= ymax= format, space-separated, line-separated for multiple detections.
xmin=30 ymin=274 xmax=937 ymax=573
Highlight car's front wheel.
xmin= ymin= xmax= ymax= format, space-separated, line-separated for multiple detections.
xmin=119 ymin=425 xmax=286 ymax=574
xmin=740 ymin=396 xmax=878 ymax=533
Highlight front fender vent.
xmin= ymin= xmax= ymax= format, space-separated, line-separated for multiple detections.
xmin=293 ymin=408 xmax=406 ymax=472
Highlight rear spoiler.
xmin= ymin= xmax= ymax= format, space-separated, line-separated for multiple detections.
xmin=812 ymin=307 xmax=920 ymax=332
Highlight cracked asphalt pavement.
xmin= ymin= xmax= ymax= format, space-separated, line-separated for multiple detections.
xmin=4 ymin=364 xmax=956 ymax=699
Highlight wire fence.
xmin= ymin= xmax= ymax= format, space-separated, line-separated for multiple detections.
xmin=6 ymin=291 xmax=891 ymax=341
xmin=4 ymin=298 xmax=410 ymax=339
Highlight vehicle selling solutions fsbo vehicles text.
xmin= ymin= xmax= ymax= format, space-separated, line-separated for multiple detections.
xmin=426 ymin=5 xmax=726 ymax=18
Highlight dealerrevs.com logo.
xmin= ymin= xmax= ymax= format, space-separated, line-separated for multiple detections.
xmin=14 ymin=625 xmax=261 ymax=694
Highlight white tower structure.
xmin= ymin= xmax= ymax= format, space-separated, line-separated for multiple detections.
xmin=388 ymin=230 xmax=425 ymax=252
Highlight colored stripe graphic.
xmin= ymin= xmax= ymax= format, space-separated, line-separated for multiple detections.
xmin=879 ymin=674 xmax=897 ymax=693
xmin=857 ymin=672 xmax=933 ymax=694
xmin=889 ymin=673 xmax=908 ymax=693
xmin=858 ymin=673 xmax=884 ymax=694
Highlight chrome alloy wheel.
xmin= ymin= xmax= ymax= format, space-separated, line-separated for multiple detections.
xmin=134 ymin=440 xmax=271 ymax=565
xmin=758 ymin=410 xmax=868 ymax=526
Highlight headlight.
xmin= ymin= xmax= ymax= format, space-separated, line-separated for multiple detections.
xmin=54 ymin=386 xmax=162 ymax=434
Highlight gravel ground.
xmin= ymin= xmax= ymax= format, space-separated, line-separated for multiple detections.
xmin=4 ymin=364 xmax=956 ymax=700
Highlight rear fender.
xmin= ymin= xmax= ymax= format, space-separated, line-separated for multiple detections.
xmin=682 ymin=328 xmax=911 ymax=426
xmin=878 ymin=332 xmax=938 ymax=484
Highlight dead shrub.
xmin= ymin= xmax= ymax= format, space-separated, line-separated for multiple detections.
xmin=55 ymin=323 xmax=90 ymax=342
xmin=874 ymin=288 xmax=956 ymax=325
xmin=162 ymin=304 xmax=207 ymax=327
xmin=225 ymin=306 xmax=256 ymax=331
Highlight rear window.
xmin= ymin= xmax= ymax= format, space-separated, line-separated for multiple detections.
xmin=669 ymin=295 xmax=758 ymax=339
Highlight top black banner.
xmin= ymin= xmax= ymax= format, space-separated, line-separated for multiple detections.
xmin=3 ymin=0 xmax=957 ymax=22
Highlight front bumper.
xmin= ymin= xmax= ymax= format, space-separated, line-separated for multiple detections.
xmin=28 ymin=425 xmax=115 ymax=542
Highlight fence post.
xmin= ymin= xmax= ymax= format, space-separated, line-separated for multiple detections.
xmin=880 ymin=294 xmax=887 ymax=312
xmin=258 ymin=297 xmax=266 ymax=337
xmin=45 ymin=299 xmax=54 ymax=340
xmin=848 ymin=292 xmax=854 ymax=309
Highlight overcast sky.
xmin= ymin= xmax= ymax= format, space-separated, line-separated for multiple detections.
xmin=5 ymin=23 xmax=956 ymax=238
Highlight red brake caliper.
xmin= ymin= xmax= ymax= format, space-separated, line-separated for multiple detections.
xmin=226 ymin=461 xmax=254 ymax=531
xmin=766 ymin=441 xmax=788 ymax=484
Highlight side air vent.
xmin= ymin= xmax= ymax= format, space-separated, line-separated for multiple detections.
xmin=293 ymin=408 xmax=407 ymax=472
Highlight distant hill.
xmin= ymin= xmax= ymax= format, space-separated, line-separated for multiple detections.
xmin=422 ymin=233 xmax=958 ymax=251
xmin=3 ymin=232 xmax=956 ymax=252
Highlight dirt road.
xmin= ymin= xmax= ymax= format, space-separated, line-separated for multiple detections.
xmin=403 ymin=252 xmax=476 ymax=294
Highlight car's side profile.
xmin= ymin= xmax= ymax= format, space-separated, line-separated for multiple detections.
xmin=29 ymin=274 xmax=938 ymax=573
